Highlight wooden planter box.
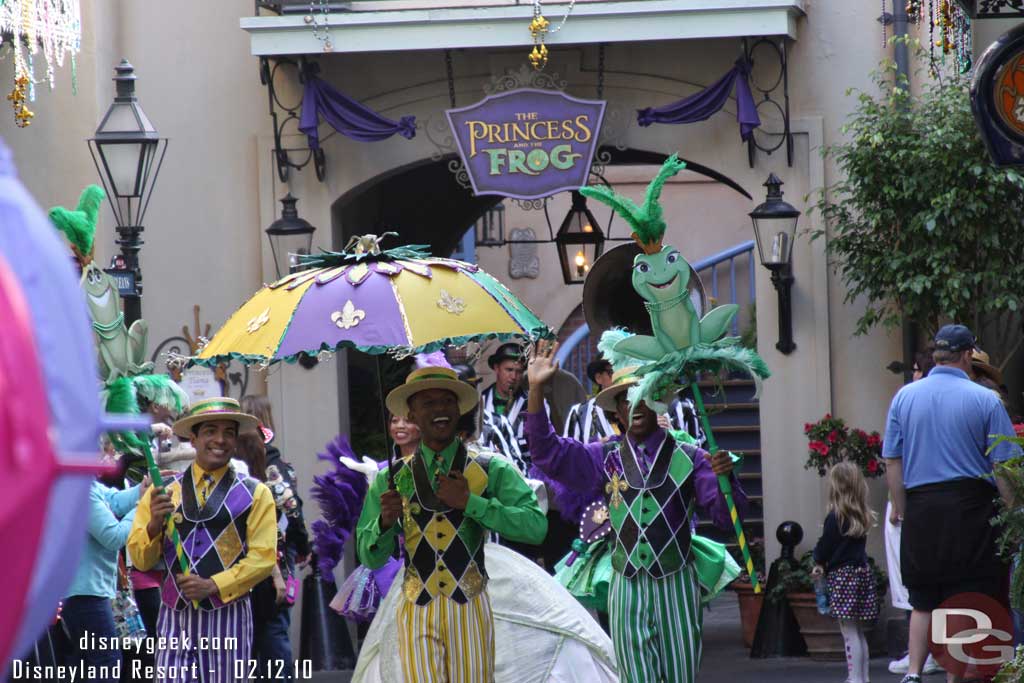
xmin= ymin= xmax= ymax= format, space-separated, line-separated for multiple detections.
xmin=787 ymin=592 xmax=856 ymax=661
xmin=734 ymin=580 xmax=764 ymax=648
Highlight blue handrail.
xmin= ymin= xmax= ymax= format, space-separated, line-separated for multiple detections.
xmin=555 ymin=240 xmax=756 ymax=369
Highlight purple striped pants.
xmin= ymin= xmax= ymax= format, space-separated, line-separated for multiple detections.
xmin=154 ymin=596 xmax=253 ymax=683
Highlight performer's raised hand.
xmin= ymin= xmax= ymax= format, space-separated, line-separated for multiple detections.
xmin=707 ymin=450 xmax=735 ymax=476
xmin=379 ymin=489 xmax=404 ymax=528
xmin=437 ymin=471 xmax=470 ymax=510
xmin=527 ymin=340 xmax=560 ymax=387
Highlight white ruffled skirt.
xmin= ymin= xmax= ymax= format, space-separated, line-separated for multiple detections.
xmin=351 ymin=542 xmax=618 ymax=682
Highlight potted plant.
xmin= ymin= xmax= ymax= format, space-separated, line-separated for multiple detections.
xmin=729 ymin=538 xmax=766 ymax=648
xmin=804 ymin=414 xmax=886 ymax=479
xmin=996 ymin=645 xmax=1024 ymax=682
xmin=767 ymin=551 xmax=887 ymax=660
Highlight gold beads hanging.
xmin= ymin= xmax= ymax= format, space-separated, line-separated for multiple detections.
xmin=529 ymin=14 xmax=550 ymax=70
xmin=7 ymin=76 xmax=34 ymax=128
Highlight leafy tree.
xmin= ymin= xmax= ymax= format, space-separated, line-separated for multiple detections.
xmin=811 ymin=46 xmax=1024 ymax=370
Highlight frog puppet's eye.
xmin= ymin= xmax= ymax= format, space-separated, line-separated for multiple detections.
xmin=666 ymin=251 xmax=680 ymax=264
xmin=635 ymin=262 xmax=650 ymax=274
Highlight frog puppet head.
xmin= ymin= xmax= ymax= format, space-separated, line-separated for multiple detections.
xmin=632 ymin=246 xmax=691 ymax=305
xmin=579 ymin=154 xmax=693 ymax=302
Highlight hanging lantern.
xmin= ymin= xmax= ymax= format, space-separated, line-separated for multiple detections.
xmin=555 ymin=191 xmax=605 ymax=285
xmin=266 ymin=194 xmax=316 ymax=279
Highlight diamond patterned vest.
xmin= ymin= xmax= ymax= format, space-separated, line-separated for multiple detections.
xmin=604 ymin=434 xmax=696 ymax=578
xmin=400 ymin=443 xmax=490 ymax=606
xmin=160 ymin=467 xmax=259 ymax=611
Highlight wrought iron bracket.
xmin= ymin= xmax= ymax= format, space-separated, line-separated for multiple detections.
xmin=744 ymin=37 xmax=793 ymax=168
xmin=259 ymin=56 xmax=326 ymax=183
xmin=956 ymin=0 xmax=1024 ymax=18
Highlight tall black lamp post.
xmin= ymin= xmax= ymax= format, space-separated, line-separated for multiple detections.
xmin=266 ymin=193 xmax=316 ymax=279
xmin=750 ymin=173 xmax=800 ymax=354
xmin=88 ymin=59 xmax=168 ymax=327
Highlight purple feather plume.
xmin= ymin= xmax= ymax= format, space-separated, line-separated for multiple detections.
xmin=529 ymin=464 xmax=601 ymax=525
xmin=311 ymin=435 xmax=371 ymax=578
xmin=415 ymin=350 xmax=451 ymax=369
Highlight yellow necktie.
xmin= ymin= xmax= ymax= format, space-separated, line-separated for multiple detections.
xmin=198 ymin=474 xmax=214 ymax=506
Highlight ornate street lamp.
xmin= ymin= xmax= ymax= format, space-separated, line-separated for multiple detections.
xmin=87 ymin=59 xmax=168 ymax=326
xmin=266 ymin=193 xmax=316 ymax=279
xmin=555 ymin=191 xmax=605 ymax=285
xmin=750 ymin=173 xmax=800 ymax=354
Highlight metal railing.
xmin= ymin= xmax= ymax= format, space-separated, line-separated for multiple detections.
xmin=556 ymin=240 xmax=756 ymax=386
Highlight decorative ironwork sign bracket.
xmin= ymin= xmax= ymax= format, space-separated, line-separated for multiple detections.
xmin=956 ymin=0 xmax=1024 ymax=18
xmin=259 ymin=55 xmax=327 ymax=183
xmin=744 ymin=37 xmax=793 ymax=169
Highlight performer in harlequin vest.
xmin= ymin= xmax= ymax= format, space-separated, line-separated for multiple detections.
xmin=128 ymin=398 xmax=278 ymax=683
xmin=526 ymin=343 xmax=746 ymax=683
xmin=356 ymin=360 xmax=547 ymax=682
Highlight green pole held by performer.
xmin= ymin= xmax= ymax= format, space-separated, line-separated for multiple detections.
xmin=581 ymin=153 xmax=771 ymax=597
xmin=139 ymin=438 xmax=198 ymax=609
xmin=689 ymin=383 xmax=761 ymax=593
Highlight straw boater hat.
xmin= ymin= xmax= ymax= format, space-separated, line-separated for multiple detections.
xmin=595 ymin=366 xmax=642 ymax=412
xmin=971 ymin=348 xmax=1004 ymax=386
xmin=386 ymin=365 xmax=479 ymax=419
xmin=172 ymin=397 xmax=260 ymax=439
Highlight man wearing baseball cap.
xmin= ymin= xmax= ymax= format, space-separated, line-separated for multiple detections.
xmin=355 ymin=357 xmax=546 ymax=681
xmin=884 ymin=324 xmax=1021 ymax=683
xmin=127 ymin=397 xmax=278 ymax=682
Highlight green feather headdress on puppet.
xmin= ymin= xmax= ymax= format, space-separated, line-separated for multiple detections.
xmin=579 ymin=154 xmax=770 ymax=411
xmin=49 ymin=184 xmax=105 ymax=267
xmin=50 ymin=185 xmax=191 ymax=481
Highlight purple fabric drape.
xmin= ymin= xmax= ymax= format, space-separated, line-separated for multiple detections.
xmin=637 ymin=58 xmax=760 ymax=141
xmin=300 ymin=75 xmax=416 ymax=148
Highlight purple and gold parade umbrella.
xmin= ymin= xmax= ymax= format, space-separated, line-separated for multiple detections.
xmin=192 ymin=236 xmax=552 ymax=477
xmin=194 ymin=237 xmax=550 ymax=367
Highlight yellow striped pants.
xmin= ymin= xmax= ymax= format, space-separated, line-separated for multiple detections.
xmin=397 ymin=592 xmax=495 ymax=682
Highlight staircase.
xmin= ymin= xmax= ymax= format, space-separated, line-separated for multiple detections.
xmin=693 ymin=378 xmax=764 ymax=563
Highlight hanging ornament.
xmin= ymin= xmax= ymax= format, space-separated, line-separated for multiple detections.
xmin=528 ymin=0 xmax=577 ymax=71
xmin=0 ymin=0 xmax=82 ymax=127
xmin=8 ymin=76 xmax=34 ymax=128
xmin=529 ymin=12 xmax=550 ymax=70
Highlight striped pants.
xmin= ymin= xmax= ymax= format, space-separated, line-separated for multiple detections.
xmin=397 ymin=592 xmax=495 ymax=683
xmin=154 ymin=597 xmax=253 ymax=683
xmin=609 ymin=564 xmax=703 ymax=683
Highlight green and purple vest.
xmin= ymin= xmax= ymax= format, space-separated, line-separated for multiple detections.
xmin=604 ymin=434 xmax=697 ymax=579
xmin=161 ymin=467 xmax=259 ymax=611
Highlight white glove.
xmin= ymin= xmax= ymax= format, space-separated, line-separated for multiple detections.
xmin=339 ymin=455 xmax=380 ymax=486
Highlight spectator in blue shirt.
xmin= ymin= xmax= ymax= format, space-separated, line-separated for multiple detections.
xmin=883 ymin=324 xmax=1021 ymax=683
xmin=61 ymin=477 xmax=148 ymax=681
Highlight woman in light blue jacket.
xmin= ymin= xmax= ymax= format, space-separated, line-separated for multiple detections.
xmin=61 ymin=479 xmax=145 ymax=681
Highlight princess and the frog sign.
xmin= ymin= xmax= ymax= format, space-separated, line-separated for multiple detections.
xmin=446 ymin=88 xmax=605 ymax=200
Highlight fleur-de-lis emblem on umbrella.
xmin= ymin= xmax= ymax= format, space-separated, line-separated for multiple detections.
xmin=246 ymin=307 xmax=270 ymax=334
xmin=437 ymin=289 xmax=466 ymax=315
xmin=331 ymin=300 xmax=366 ymax=330
xmin=605 ymin=472 xmax=628 ymax=509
